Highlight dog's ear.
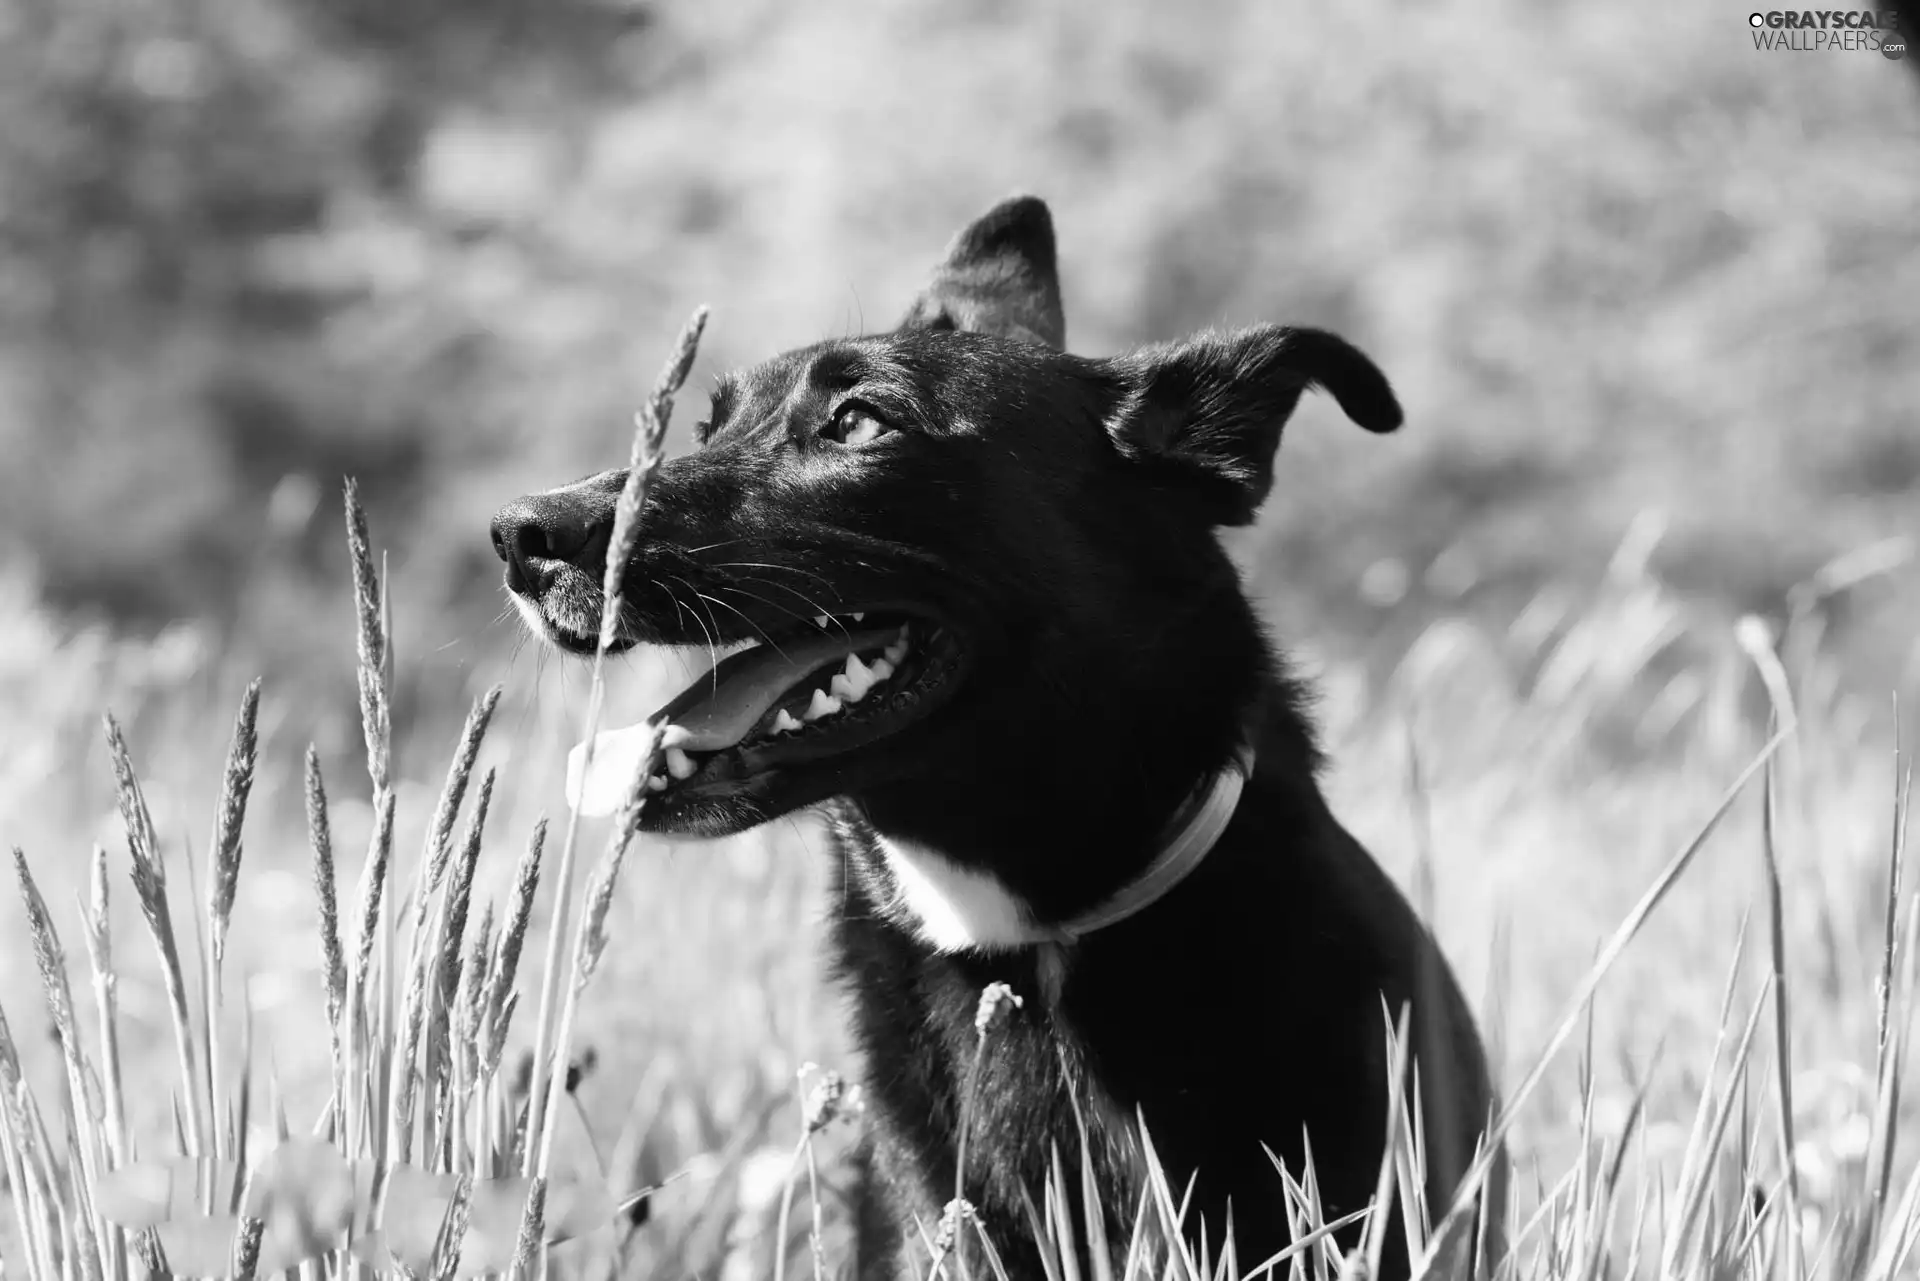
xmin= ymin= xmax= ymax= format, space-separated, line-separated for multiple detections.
xmin=1102 ymin=324 xmax=1402 ymax=527
xmin=898 ymin=195 xmax=1066 ymax=350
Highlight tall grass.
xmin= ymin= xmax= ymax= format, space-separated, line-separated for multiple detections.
xmin=0 ymin=312 xmax=709 ymax=1281
xmin=1 ymin=356 xmax=1915 ymax=1278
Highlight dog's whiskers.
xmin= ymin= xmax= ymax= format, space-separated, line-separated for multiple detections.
xmin=649 ymin=576 xmax=690 ymax=641
xmin=713 ymin=582 xmax=816 ymax=634
xmin=706 ymin=559 xmax=839 ymax=592
xmin=508 ymin=650 xmax=544 ymax=750
xmin=682 ymin=537 xmax=758 ymax=555
xmin=667 ymin=574 xmax=724 ymax=692
xmin=693 ymin=589 xmax=793 ymax=664
xmin=718 ymin=576 xmax=856 ymax=644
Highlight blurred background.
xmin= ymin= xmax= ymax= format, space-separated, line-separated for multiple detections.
xmin=2 ymin=0 xmax=1918 ymax=1268
xmin=4 ymin=0 xmax=1915 ymax=705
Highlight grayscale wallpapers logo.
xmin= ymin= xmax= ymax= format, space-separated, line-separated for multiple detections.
xmin=1748 ymin=10 xmax=1907 ymax=57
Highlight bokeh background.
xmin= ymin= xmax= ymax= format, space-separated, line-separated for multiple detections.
xmin=3 ymin=0 xmax=1918 ymax=1270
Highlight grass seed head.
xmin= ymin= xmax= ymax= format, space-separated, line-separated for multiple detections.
xmin=105 ymin=713 xmax=167 ymax=914
xmin=305 ymin=745 xmax=347 ymax=1031
xmin=342 ymin=478 xmax=392 ymax=796
xmin=484 ymin=817 xmax=547 ymax=1056
xmin=208 ymin=678 xmax=263 ymax=964
xmin=420 ymin=687 xmax=504 ymax=914
xmin=599 ymin=306 xmax=709 ymax=649
xmin=439 ymin=766 xmax=496 ymax=1008
xmin=976 ymin=981 xmax=1025 ymax=1042
xmin=802 ymin=1067 xmax=846 ymax=1135
xmin=13 ymin=850 xmax=74 ymax=1043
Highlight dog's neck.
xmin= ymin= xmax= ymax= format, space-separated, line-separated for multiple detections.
xmin=863 ymin=741 xmax=1256 ymax=955
xmin=1053 ymin=739 xmax=1255 ymax=938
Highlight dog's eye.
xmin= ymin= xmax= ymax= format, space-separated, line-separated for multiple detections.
xmin=823 ymin=402 xmax=893 ymax=447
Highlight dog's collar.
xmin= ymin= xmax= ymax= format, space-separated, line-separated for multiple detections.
xmin=1044 ymin=741 xmax=1257 ymax=943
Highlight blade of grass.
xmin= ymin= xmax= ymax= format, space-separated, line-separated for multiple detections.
xmin=343 ymin=478 xmax=398 ymax=1173
xmin=1663 ymin=977 xmax=1773 ymax=1274
xmin=1243 ymin=1208 xmax=1371 ymax=1281
xmin=178 ymin=824 xmax=220 ymax=1175
xmin=1416 ymin=721 xmax=1793 ymax=1273
xmin=0 ymin=1028 xmax=53 ymax=1281
xmin=1864 ymin=892 xmax=1920 ymax=1256
xmin=305 ymin=746 xmax=349 ymax=1147
xmin=1667 ymin=914 xmax=1752 ymax=1234
xmin=523 ymin=305 xmax=707 ymax=1178
xmin=533 ymin=731 xmax=661 ymax=1183
xmin=508 ymin=1174 xmax=547 ymax=1281
xmin=1876 ymin=703 xmax=1908 ymax=1084
xmin=15 ymin=847 xmax=108 ymax=1281
xmin=431 ymin=770 xmax=496 ymax=1167
xmin=348 ymin=790 xmax=397 ymax=1161
xmin=1360 ymin=1003 xmax=1415 ymax=1281
xmin=204 ymin=679 xmax=262 ymax=1165
xmin=82 ymin=844 xmax=128 ymax=1169
xmin=1135 ymin=1115 xmax=1197 ymax=1281
xmin=1756 ymin=717 xmax=1805 ymax=1280
xmin=392 ymin=699 xmax=500 ymax=1172
xmin=0 ymin=1003 xmax=52 ymax=1281
xmin=483 ymin=818 xmax=547 ymax=1083
xmin=106 ymin=713 xmax=209 ymax=1158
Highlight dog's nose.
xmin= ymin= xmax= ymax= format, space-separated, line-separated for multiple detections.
xmin=490 ymin=492 xmax=608 ymax=592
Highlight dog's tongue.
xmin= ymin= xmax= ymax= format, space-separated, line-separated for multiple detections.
xmin=566 ymin=721 xmax=662 ymax=818
xmin=566 ymin=625 xmax=894 ymax=815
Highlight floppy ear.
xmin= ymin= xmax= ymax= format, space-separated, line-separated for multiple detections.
xmin=898 ymin=194 xmax=1066 ymax=350
xmin=1103 ymin=324 xmax=1402 ymax=527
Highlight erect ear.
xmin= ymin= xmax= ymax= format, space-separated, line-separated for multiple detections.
xmin=1103 ymin=324 xmax=1402 ymax=527
xmin=897 ymin=194 xmax=1066 ymax=350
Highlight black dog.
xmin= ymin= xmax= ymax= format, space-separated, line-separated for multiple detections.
xmin=492 ymin=196 xmax=1502 ymax=1279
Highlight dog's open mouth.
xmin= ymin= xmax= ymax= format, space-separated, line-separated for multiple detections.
xmin=567 ymin=609 xmax=963 ymax=816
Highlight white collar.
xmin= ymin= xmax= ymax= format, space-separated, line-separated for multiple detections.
xmin=1044 ymin=741 xmax=1256 ymax=943
xmin=869 ymin=742 xmax=1257 ymax=956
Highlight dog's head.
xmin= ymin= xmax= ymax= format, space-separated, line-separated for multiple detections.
xmin=492 ymin=196 xmax=1400 ymax=854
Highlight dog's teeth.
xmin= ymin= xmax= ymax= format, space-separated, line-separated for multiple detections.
xmin=664 ymin=747 xmax=697 ymax=780
xmin=812 ymin=614 xmax=831 ymax=628
xmin=832 ymin=652 xmax=875 ymax=703
xmin=868 ymin=657 xmax=894 ymax=683
xmin=851 ymin=612 xmax=866 ymax=622
xmin=659 ymin=724 xmax=691 ymax=749
xmin=883 ymin=634 xmax=909 ymax=666
xmin=804 ymin=688 xmax=843 ymax=721
xmin=646 ymin=775 xmax=668 ymax=792
xmin=772 ymin=708 xmax=803 ymax=734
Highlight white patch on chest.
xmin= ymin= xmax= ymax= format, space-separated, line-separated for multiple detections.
xmin=876 ymin=834 xmax=1041 ymax=954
